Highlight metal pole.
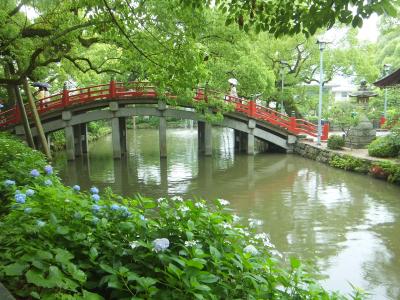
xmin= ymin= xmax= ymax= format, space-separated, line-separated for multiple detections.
xmin=23 ymin=78 xmax=52 ymax=160
xmin=384 ymin=87 xmax=388 ymax=118
xmin=317 ymin=47 xmax=324 ymax=145
xmin=281 ymin=67 xmax=285 ymax=114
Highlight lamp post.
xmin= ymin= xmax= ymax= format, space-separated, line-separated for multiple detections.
xmin=279 ymin=61 xmax=287 ymax=114
xmin=383 ymin=64 xmax=392 ymax=118
xmin=317 ymin=40 xmax=326 ymax=145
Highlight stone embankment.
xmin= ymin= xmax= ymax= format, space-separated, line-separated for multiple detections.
xmin=294 ymin=140 xmax=400 ymax=185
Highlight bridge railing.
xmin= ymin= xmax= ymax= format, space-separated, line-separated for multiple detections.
xmin=0 ymin=81 xmax=328 ymax=140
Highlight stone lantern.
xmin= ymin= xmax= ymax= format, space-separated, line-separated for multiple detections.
xmin=347 ymin=80 xmax=377 ymax=148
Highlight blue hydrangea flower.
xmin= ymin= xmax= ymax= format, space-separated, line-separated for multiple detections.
xmin=73 ymin=185 xmax=80 ymax=192
xmin=4 ymin=179 xmax=15 ymax=187
xmin=153 ymin=238 xmax=170 ymax=252
xmin=26 ymin=189 xmax=35 ymax=197
xmin=36 ymin=220 xmax=46 ymax=227
xmin=24 ymin=207 xmax=32 ymax=214
xmin=91 ymin=194 xmax=100 ymax=202
xmin=111 ymin=204 xmax=120 ymax=211
xmin=92 ymin=217 xmax=99 ymax=224
xmin=44 ymin=165 xmax=53 ymax=175
xmin=0 ymin=103 xmax=3 ymax=109
xmin=15 ymin=193 xmax=26 ymax=204
xmin=139 ymin=214 xmax=146 ymax=221
xmin=92 ymin=204 xmax=101 ymax=212
xmin=90 ymin=187 xmax=99 ymax=194
xmin=30 ymin=169 xmax=40 ymax=177
xmin=44 ymin=179 xmax=52 ymax=186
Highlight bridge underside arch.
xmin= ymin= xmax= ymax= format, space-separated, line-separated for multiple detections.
xmin=15 ymin=104 xmax=293 ymax=152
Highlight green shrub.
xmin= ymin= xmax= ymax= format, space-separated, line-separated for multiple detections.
xmin=377 ymin=161 xmax=400 ymax=184
xmin=329 ymin=155 xmax=369 ymax=173
xmin=368 ymin=136 xmax=398 ymax=158
xmin=327 ymin=135 xmax=345 ymax=150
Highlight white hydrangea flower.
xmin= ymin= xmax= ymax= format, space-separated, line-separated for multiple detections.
xmin=195 ymin=202 xmax=205 ymax=208
xmin=153 ymin=238 xmax=170 ymax=252
xmin=217 ymin=198 xmax=230 ymax=206
xmin=248 ymin=218 xmax=263 ymax=228
xmin=221 ymin=222 xmax=232 ymax=229
xmin=243 ymin=245 xmax=259 ymax=255
xmin=184 ymin=240 xmax=199 ymax=247
xmin=232 ymin=214 xmax=241 ymax=222
xmin=270 ymin=249 xmax=283 ymax=258
xmin=157 ymin=197 xmax=166 ymax=203
xmin=129 ymin=241 xmax=140 ymax=249
xmin=171 ymin=196 xmax=183 ymax=202
xmin=179 ymin=205 xmax=190 ymax=213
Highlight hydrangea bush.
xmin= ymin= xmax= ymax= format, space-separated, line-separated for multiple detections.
xmin=0 ymin=133 xmax=365 ymax=299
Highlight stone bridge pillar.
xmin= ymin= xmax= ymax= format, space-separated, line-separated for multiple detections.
xmin=62 ymin=111 xmax=75 ymax=160
xmin=110 ymin=102 xmax=128 ymax=159
xmin=247 ymin=119 xmax=255 ymax=155
xmin=198 ymin=121 xmax=212 ymax=156
xmin=158 ymin=101 xmax=167 ymax=158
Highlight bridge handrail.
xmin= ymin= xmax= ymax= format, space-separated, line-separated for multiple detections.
xmin=0 ymin=81 xmax=325 ymax=139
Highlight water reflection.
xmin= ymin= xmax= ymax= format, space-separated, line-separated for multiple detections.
xmin=54 ymin=128 xmax=400 ymax=300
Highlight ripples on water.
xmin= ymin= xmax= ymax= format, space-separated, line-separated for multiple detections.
xmin=55 ymin=128 xmax=400 ymax=300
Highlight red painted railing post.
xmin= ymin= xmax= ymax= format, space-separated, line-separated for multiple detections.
xmin=289 ymin=111 xmax=297 ymax=134
xmin=109 ymin=79 xmax=116 ymax=98
xmin=62 ymin=83 xmax=69 ymax=107
xmin=321 ymin=123 xmax=330 ymax=141
xmin=380 ymin=114 xmax=386 ymax=128
xmin=15 ymin=105 xmax=21 ymax=123
xmin=249 ymin=100 xmax=256 ymax=117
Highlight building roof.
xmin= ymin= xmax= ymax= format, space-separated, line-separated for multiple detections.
xmin=373 ymin=67 xmax=400 ymax=88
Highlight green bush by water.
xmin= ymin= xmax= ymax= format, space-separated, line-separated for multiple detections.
xmin=368 ymin=136 xmax=399 ymax=158
xmin=0 ymin=133 xmax=365 ymax=299
xmin=327 ymin=135 xmax=345 ymax=150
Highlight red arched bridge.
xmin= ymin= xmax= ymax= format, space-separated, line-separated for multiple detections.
xmin=0 ymin=80 xmax=329 ymax=159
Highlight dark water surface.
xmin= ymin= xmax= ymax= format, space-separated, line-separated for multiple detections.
xmin=54 ymin=128 xmax=400 ymax=299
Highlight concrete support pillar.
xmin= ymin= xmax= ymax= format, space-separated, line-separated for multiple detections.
xmin=158 ymin=101 xmax=167 ymax=158
xmin=198 ymin=121 xmax=205 ymax=154
xmin=247 ymin=119 xmax=256 ymax=155
xmin=111 ymin=117 xmax=121 ymax=159
xmin=204 ymin=122 xmax=212 ymax=156
xmin=62 ymin=111 xmax=75 ymax=161
xmin=110 ymin=102 xmax=122 ymax=159
xmin=65 ymin=125 xmax=75 ymax=160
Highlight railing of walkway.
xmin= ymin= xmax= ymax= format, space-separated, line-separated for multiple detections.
xmin=0 ymin=80 xmax=329 ymax=140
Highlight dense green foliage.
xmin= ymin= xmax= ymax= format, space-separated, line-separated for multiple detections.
xmin=327 ymin=135 xmax=345 ymax=150
xmin=0 ymin=134 xmax=367 ymax=299
xmin=0 ymin=133 xmax=48 ymax=215
xmin=329 ymin=155 xmax=370 ymax=173
xmin=368 ymin=136 xmax=399 ymax=158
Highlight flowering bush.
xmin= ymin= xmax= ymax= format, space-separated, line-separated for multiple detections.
xmin=0 ymin=182 xmax=357 ymax=299
xmin=0 ymin=133 xmax=364 ymax=299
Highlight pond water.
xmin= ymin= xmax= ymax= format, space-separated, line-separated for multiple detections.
xmin=54 ymin=128 xmax=400 ymax=299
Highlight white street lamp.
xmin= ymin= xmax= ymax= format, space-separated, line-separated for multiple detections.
xmin=317 ymin=40 xmax=327 ymax=145
xmin=383 ymin=64 xmax=392 ymax=118
xmin=279 ymin=61 xmax=287 ymax=114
